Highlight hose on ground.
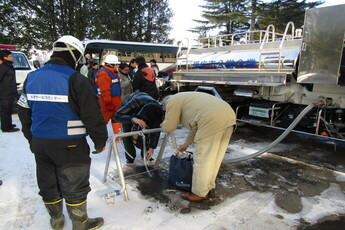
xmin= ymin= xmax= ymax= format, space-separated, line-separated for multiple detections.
xmin=223 ymin=103 xmax=317 ymax=164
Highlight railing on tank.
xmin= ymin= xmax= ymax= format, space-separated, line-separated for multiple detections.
xmin=259 ymin=24 xmax=277 ymax=70
xmin=176 ymin=38 xmax=193 ymax=72
xmin=178 ymin=22 xmax=300 ymax=72
xmin=259 ymin=22 xmax=296 ymax=72
xmin=197 ymin=27 xmax=286 ymax=48
xmin=278 ymin=22 xmax=295 ymax=71
xmin=196 ymin=23 xmax=297 ymax=49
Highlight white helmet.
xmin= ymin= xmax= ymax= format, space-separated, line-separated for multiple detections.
xmin=53 ymin=35 xmax=84 ymax=63
xmin=104 ymin=54 xmax=120 ymax=64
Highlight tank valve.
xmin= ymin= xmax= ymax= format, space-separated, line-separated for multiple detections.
xmin=317 ymin=97 xmax=327 ymax=107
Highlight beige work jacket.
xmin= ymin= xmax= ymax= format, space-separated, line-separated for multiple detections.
xmin=161 ymin=92 xmax=236 ymax=144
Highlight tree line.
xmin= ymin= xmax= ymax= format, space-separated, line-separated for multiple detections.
xmin=191 ymin=0 xmax=323 ymax=37
xmin=0 ymin=0 xmax=324 ymax=55
xmin=0 ymin=0 xmax=172 ymax=51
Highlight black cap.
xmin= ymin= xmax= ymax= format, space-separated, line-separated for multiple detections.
xmin=141 ymin=103 xmax=164 ymax=128
xmin=0 ymin=50 xmax=12 ymax=60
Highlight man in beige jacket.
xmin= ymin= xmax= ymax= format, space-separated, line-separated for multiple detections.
xmin=161 ymin=92 xmax=236 ymax=201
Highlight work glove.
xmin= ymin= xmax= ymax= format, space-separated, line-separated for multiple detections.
xmin=92 ymin=147 xmax=106 ymax=154
xmin=106 ymin=102 xmax=115 ymax=111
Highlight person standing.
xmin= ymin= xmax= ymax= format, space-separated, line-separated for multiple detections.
xmin=118 ymin=63 xmax=133 ymax=101
xmin=80 ymin=61 xmax=91 ymax=77
xmin=150 ymin=59 xmax=159 ymax=77
xmin=17 ymin=35 xmax=108 ymax=230
xmin=132 ymin=56 xmax=159 ymax=100
xmin=161 ymin=92 xmax=236 ymax=201
xmin=87 ymin=61 xmax=99 ymax=95
xmin=0 ymin=50 xmax=19 ymax=132
xmin=88 ymin=61 xmax=99 ymax=80
xmin=114 ymin=92 xmax=163 ymax=164
xmin=128 ymin=59 xmax=137 ymax=80
xmin=96 ymin=54 xmax=122 ymax=125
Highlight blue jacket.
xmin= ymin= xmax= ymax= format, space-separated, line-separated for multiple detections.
xmin=18 ymin=58 xmax=107 ymax=149
xmin=24 ymin=64 xmax=86 ymax=139
xmin=97 ymin=67 xmax=121 ymax=96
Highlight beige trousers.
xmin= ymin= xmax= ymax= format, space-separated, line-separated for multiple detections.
xmin=192 ymin=125 xmax=234 ymax=197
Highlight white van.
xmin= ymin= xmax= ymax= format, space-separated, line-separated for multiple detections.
xmin=11 ymin=51 xmax=35 ymax=94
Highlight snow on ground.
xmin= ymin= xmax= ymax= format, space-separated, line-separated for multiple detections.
xmin=1 ymin=115 xmax=345 ymax=229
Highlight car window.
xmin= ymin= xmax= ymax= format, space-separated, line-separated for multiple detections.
xmin=12 ymin=53 xmax=31 ymax=70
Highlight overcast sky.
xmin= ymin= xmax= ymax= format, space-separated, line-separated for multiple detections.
xmin=168 ymin=0 xmax=344 ymax=44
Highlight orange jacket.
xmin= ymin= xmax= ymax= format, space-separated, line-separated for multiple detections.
xmin=96 ymin=65 xmax=120 ymax=104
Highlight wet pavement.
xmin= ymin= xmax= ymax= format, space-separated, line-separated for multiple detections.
xmin=110 ymin=125 xmax=345 ymax=229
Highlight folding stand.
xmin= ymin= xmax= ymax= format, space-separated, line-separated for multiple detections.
xmin=103 ymin=128 xmax=176 ymax=201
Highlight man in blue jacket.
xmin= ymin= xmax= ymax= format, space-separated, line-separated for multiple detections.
xmin=17 ymin=35 xmax=108 ymax=230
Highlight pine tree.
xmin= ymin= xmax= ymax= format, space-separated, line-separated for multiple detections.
xmin=191 ymin=0 xmax=323 ymax=38
xmin=0 ymin=0 xmax=173 ymax=54
xmin=191 ymin=0 xmax=249 ymax=36
xmin=256 ymin=0 xmax=323 ymax=33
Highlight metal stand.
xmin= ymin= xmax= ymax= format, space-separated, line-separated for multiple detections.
xmin=154 ymin=132 xmax=178 ymax=168
xmin=103 ymin=128 xmax=172 ymax=201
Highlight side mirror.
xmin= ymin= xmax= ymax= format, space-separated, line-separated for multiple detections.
xmin=33 ymin=60 xmax=41 ymax=69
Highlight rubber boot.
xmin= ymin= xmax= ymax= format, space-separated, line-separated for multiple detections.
xmin=66 ymin=200 xmax=104 ymax=230
xmin=44 ymin=199 xmax=65 ymax=230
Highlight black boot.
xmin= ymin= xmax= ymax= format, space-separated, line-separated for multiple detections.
xmin=66 ymin=200 xmax=104 ymax=230
xmin=44 ymin=199 xmax=65 ymax=230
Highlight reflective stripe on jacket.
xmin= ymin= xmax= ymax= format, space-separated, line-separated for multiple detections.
xmin=25 ymin=64 xmax=86 ymax=139
xmin=96 ymin=67 xmax=121 ymax=97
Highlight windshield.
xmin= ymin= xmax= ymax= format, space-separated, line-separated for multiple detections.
xmin=12 ymin=52 xmax=31 ymax=70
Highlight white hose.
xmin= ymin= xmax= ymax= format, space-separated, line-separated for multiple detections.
xmin=224 ymin=103 xmax=317 ymax=164
xmin=140 ymin=131 xmax=153 ymax=177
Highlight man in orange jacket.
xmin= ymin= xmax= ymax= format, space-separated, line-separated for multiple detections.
xmin=96 ymin=54 xmax=122 ymax=125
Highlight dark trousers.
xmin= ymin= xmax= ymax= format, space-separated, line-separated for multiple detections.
xmin=122 ymin=123 xmax=149 ymax=163
xmin=0 ymin=98 xmax=14 ymax=131
xmin=32 ymin=137 xmax=91 ymax=203
xmin=122 ymin=123 xmax=137 ymax=163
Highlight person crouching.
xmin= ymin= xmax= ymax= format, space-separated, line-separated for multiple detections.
xmin=115 ymin=92 xmax=163 ymax=164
